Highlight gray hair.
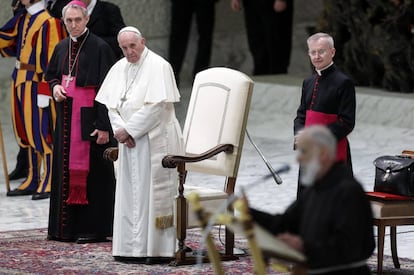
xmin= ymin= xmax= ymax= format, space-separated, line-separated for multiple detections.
xmin=117 ymin=26 xmax=143 ymax=43
xmin=305 ymin=125 xmax=337 ymax=159
xmin=307 ymin=32 xmax=335 ymax=49
xmin=62 ymin=2 xmax=88 ymax=19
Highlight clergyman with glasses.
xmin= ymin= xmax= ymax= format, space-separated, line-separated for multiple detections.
xmin=293 ymin=32 xmax=356 ymax=197
xmin=45 ymin=0 xmax=117 ymax=244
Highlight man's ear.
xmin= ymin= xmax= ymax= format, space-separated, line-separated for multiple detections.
xmin=319 ymin=147 xmax=330 ymax=164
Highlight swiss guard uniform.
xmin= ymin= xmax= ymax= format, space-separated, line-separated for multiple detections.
xmin=0 ymin=1 xmax=66 ymax=199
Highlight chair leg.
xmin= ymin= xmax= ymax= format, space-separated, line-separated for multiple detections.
xmin=390 ymin=226 xmax=400 ymax=269
xmin=377 ymin=223 xmax=385 ymax=275
xmin=225 ymin=226 xmax=234 ymax=256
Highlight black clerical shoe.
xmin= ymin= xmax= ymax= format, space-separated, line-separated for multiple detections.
xmin=76 ymin=236 xmax=110 ymax=244
xmin=144 ymin=257 xmax=173 ymax=265
xmin=8 ymin=168 xmax=28 ymax=181
xmin=6 ymin=188 xmax=35 ymax=196
xmin=31 ymin=192 xmax=50 ymax=200
xmin=113 ymin=256 xmax=147 ymax=264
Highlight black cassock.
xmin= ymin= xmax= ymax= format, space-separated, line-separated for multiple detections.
xmin=45 ymin=30 xmax=117 ymax=241
xmin=87 ymin=0 xmax=126 ymax=59
xmin=250 ymin=163 xmax=375 ymax=274
xmin=294 ymin=64 xmax=356 ymax=166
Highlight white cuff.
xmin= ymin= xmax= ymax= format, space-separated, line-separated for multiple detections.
xmin=37 ymin=94 xmax=51 ymax=108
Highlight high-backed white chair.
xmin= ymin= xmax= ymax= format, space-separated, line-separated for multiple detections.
xmin=162 ymin=67 xmax=254 ymax=265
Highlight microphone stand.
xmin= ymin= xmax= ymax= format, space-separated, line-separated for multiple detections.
xmin=246 ymin=129 xmax=283 ymax=184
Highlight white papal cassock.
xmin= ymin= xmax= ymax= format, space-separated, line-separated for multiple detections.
xmin=96 ymin=47 xmax=183 ymax=257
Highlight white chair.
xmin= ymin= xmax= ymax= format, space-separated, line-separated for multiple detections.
xmin=162 ymin=67 xmax=254 ymax=265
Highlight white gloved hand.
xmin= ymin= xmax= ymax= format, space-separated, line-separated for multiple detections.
xmin=37 ymin=94 xmax=51 ymax=108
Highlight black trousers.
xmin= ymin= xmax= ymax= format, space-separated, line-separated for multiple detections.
xmin=168 ymin=0 xmax=216 ymax=82
xmin=14 ymin=146 xmax=28 ymax=172
xmin=242 ymin=0 xmax=293 ymax=75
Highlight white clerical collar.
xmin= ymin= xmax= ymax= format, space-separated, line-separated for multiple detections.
xmin=27 ymin=1 xmax=45 ymax=15
xmin=70 ymin=28 xmax=89 ymax=42
xmin=87 ymin=0 xmax=97 ymax=16
xmin=316 ymin=62 xmax=334 ymax=76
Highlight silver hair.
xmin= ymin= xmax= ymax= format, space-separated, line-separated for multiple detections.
xmin=117 ymin=26 xmax=143 ymax=43
xmin=62 ymin=2 xmax=88 ymax=19
xmin=305 ymin=125 xmax=337 ymax=159
xmin=307 ymin=32 xmax=335 ymax=49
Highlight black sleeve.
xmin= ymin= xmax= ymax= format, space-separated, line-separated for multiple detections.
xmin=97 ymin=42 xmax=117 ymax=86
xmin=100 ymin=3 xmax=126 ymax=58
xmin=293 ymin=81 xmax=307 ymax=149
xmin=326 ymin=78 xmax=356 ymax=141
xmin=293 ymin=87 xmax=306 ymax=135
xmin=249 ymin=208 xmax=284 ymax=234
xmin=94 ymin=100 xmax=111 ymax=132
xmin=45 ymin=43 xmax=64 ymax=91
xmin=249 ymin=199 xmax=302 ymax=235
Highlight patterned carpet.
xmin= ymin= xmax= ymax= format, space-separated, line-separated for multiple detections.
xmin=0 ymin=228 xmax=413 ymax=274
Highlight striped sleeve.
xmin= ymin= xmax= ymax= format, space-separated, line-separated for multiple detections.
xmin=0 ymin=14 xmax=22 ymax=57
xmin=37 ymin=18 xmax=67 ymax=96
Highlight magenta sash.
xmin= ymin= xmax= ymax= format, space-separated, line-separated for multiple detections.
xmin=305 ymin=110 xmax=348 ymax=162
xmin=62 ymin=75 xmax=96 ymax=205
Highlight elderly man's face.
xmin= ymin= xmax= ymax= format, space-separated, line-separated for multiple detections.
xmin=307 ymin=38 xmax=335 ymax=70
xmin=63 ymin=7 xmax=89 ymax=38
xmin=296 ymin=135 xmax=315 ymax=165
xmin=118 ymin=32 xmax=146 ymax=64
xmin=296 ymin=134 xmax=322 ymax=186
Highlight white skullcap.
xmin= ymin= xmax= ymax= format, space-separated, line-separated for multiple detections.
xmin=118 ymin=26 xmax=142 ymax=37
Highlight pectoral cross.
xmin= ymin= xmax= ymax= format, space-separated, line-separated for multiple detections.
xmin=63 ymin=75 xmax=73 ymax=88
xmin=120 ymin=94 xmax=127 ymax=107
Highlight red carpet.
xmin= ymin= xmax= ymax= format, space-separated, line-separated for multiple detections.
xmin=0 ymin=227 xmax=278 ymax=274
xmin=0 ymin=228 xmax=413 ymax=274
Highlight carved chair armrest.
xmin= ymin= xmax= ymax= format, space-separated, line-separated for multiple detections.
xmin=103 ymin=147 xmax=119 ymax=161
xmin=162 ymin=144 xmax=234 ymax=168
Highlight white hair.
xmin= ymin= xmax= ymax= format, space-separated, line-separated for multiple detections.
xmin=305 ymin=125 xmax=337 ymax=159
xmin=307 ymin=32 xmax=335 ymax=49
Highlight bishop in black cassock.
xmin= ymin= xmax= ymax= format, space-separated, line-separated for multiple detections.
xmin=45 ymin=1 xmax=116 ymax=243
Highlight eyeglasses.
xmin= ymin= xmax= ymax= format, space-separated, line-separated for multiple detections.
xmin=64 ymin=17 xmax=85 ymax=25
xmin=308 ymin=49 xmax=329 ymax=57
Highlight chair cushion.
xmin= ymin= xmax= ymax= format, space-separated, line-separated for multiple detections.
xmin=370 ymin=200 xmax=414 ymax=219
xmin=184 ymin=185 xmax=228 ymax=200
xmin=183 ymin=185 xmax=229 ymax=228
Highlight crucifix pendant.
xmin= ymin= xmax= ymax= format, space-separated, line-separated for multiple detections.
xmin=120 ymin=95 xmax=127 ymax=107
xmin=63 ymin=75 xmax=73 ymax=88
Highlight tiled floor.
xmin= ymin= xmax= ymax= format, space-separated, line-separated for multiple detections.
xmin=0 ymin=68 xmax=413 ymax=262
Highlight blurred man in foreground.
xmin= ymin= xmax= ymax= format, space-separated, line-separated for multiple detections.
xmin=250 ymin=125 xmax=375 ymax=274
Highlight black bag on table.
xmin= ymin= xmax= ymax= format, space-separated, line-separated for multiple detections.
xmin=374 ymin=155 xmax=414 ymax=197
